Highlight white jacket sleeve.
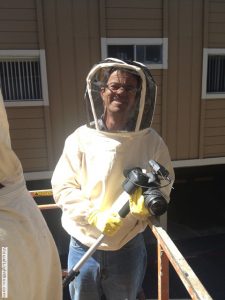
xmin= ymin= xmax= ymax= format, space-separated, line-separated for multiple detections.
xmin=0 ymin=90 xmax=11 ymax=148
xmin=51 ymin=134 xmax=93 ymax=225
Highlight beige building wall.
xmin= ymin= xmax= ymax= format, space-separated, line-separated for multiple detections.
xmin=0 ymin=0 xmax=224 ymax=175
xmin=201 ymin=0 xmax=225 ymax=158
xmin=165 ymin=0 xmax=204 ymax=160
xmin=0 ymin=0 xmax=52 ymax=172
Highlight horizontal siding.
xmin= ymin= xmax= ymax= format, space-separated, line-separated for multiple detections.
xmin=9 ymin=118 xmax=45 ymax=129
xmin=11 ymin=138 xmax=46 ymax=149
xmin=0 ymin=9 xmax=36 ymax=20
xmin=0 ymin=1 xmax=38 ymax=49
xmin=205 ymin=118 xmax=225 ymax=127
xmin=105 ymin=0 xmax=163 ymax=38
xmin=6 ymin=107 xmax=45 ymax=118
xmin=107 ymin=19 xmax=162 ymax=31
xmin=205 ymin=136 xmax=225 ymax=145
xmin=10 ymin=128 xmax=45 ymax=139
xmin=15 ymin=148 xmax=47 ymax=159
xmin=20 ymin=157 xmax=49 ymax=171
xmin=208 ymin=0 xmax=225 ymax=47
xmin=209 ymin=23 xmax=225 ymax=34
xmin=0 ymin=20 xmax=37 ymax=31
xmin=0 ymin=0 xmax=35 ymax=9
xmin=204 ymin=144 xmax=225 ymax=156
xmin=106 ymin=8 xmax=162 ymax=19
xmin=205 ymin=100 xmax=225 ymax=109
xmin=205 ymin=108 xmax=225 ymax=118
xmin=203 ymin=99 xmax=225 ymax=157
xmin=6 ymin=106 xmax=48 ymax=172
xmin=0 ymin=32 xmax=38 ymax=47
xmin=205 ymin=126 xmax=225 ymax=135
xmin=106 ymin=0 xmax=162 ymax=9
xmin=208 ymin=34 xmax=225 ymax=46
xmin=106 ymin=29 xmax=162 ymax=38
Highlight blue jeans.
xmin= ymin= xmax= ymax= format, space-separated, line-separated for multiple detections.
xmin=68 ymin=234 xmax=147 ymax=300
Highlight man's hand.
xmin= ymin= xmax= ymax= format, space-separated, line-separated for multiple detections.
xmin=88 ymin=210 xmax=123 ymax=236
xmin=129 ymin=187 xmax=150 ymax=219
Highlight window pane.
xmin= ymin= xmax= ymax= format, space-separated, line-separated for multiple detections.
xmin=207 ymin=55 xmax=225 ymax=93
xmin=108 ymin=45 xmax=134 ymax=61
xmin=136 ymin=45 xmax=162 ymax=64
xmin=0 ymin=59 xmax=43 ymax=101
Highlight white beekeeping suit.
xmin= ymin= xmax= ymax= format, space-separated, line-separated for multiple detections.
xmin=0 ymin=91 xmax=62 ymax=300
xmin=52 ymin=58 xmax=175 ymax=251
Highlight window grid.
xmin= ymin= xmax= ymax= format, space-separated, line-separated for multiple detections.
xmin=207 ymin=55 xmax=225 ymax=93
xmin=101 ymin=38 xmax=168 ymax=69
xmin=202 ymin=48 xmax=225 ymax=99
xmin=0 ymin=59 xmax=43 ymax=101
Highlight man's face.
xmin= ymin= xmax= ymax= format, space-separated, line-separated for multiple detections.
xmin=100 ymin=70 xmax=138 ymax=115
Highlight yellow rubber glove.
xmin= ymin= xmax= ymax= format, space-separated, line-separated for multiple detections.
xmin=129 ymin=187 xmax=150 ymax=219
xmin=87 ymin=210 xmax=123 ymax=236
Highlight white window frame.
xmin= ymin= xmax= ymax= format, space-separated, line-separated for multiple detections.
xmin=101 ymin=38 xmax=168 ymax=69
xmin=0 ymin=49 xmax=49 ymax=107
xmin=202 ymin=48 xmax=225 ymax=99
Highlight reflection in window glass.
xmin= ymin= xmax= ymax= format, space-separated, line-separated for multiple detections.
xmin=207 ymin=55 xmax=225 ymax=93
xmin=108 ymin=45 xmax=134 ymax=61
xmin=136 ymin=45 xmax=162 ymax=64
xmin=107 ymin=44 xmax=162 ymax=65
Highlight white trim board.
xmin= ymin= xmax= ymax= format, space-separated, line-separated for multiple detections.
xmin=24 ymin=171 xmax=53 ymax=181
xmin=172 ymin=157 xmax=225 ymax=168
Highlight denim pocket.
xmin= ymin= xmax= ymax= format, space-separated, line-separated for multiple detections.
xmin=70 ymin=237 xmax=88 ymax=251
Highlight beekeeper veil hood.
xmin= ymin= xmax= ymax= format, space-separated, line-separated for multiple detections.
xmin=85 ymin=58 xmax=157 ymax=132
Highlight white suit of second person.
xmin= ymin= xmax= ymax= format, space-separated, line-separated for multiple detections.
xmin=0 ymin=91 xmax=62 ymax=300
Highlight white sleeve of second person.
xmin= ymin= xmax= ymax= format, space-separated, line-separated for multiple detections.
xmin=0 ymin=90 xmax=11 ymax=148
xmin=51 ymin=134 xmax=93 ymax=225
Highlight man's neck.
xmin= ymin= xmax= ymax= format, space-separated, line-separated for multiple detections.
xmin=104 ymin=113 xmax=127 ymax=131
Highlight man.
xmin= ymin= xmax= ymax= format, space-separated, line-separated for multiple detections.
xmin=52 ymin=58 xmax=174 ymax=300
xmin=0 ymin=91 xmax=62 ymax=299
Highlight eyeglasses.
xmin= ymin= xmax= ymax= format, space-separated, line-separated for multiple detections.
xmin=105 ymin=83 xmax=139 ymax=94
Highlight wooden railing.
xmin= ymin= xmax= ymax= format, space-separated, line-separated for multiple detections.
xmin=32 ymin=189 xmax=213 ymax=300
xmin=147 ymin=217 xmax=212 ymax=300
